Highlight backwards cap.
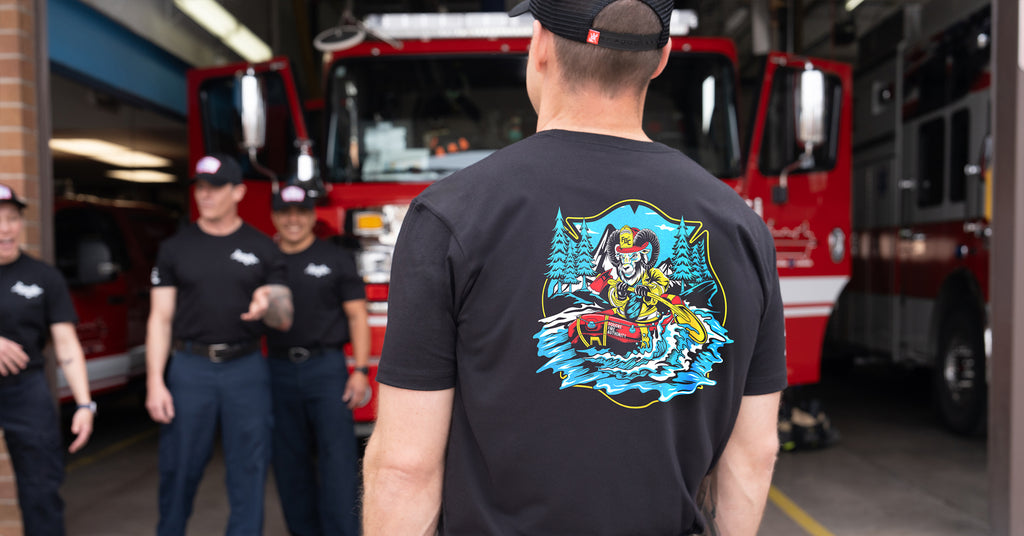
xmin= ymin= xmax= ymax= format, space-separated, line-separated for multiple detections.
xmin=509 ymin=0 xmax=673 ymax=51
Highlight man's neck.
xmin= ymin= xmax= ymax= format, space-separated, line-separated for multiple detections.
xmin=197 ymin=215 xmax=243 ymax=237
xmin=0 ymin=250 xmax=20 ymax=266
xmin=279 ymin=234 xmax=316 ymax=254
xmin=535 ymin=86 xmax=651 ymax=141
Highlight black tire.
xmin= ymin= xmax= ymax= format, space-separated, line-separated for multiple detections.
xmin=933 ymin=308 xmax=987 ymax=435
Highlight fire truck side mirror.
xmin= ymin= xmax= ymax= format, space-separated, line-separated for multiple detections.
xmin=239 ymin=69 xmax=266 ymax=151
xmin=797 ymin=67 xmax=826 ymax=148
xmin=75 ymin=237 xmax=119 ymax=286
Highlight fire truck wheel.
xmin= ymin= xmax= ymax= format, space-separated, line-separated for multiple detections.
xmin=933 ymin=308 xmax=987 ymax=436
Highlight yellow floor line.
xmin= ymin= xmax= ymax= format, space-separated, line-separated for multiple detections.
xmin=66 ymin=427 xmax=158 ymax=473
xmin=768 ymin=485 xmax=836 ymax=536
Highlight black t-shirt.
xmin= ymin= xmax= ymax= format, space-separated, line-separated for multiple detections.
xmin=152 ymin=223 xmax=287 ymax=344
xmin=265 ymin=239 xmax=365 ymax=349
xmin=0 ymin=254 xmax=78 ymax=371
xmin=378 ymin=130 xmax=787 ymax=535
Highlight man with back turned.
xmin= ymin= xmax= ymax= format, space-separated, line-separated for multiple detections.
xmin=363 ymin=1 xmax=787 ymax=534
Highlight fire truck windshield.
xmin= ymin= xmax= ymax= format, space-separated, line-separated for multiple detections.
xmin=325 ymin=52 xmax=741 ymax=182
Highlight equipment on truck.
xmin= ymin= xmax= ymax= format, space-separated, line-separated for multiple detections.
xmin=828 ymin=0 xmax=991 ymax=434
xmin=187 ymin=9 xmax=852 ymax=432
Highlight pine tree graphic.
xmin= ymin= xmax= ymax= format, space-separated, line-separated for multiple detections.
xmin=573 ymin=220 xmax=597 ymax=286
xmin=670 ymin=217 xmax=693 ymax=282
xmin=546 ymin=208 xmax=573 ymax=293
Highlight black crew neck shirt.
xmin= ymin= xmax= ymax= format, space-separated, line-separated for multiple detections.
xmin=378 ymin=129 xmax=787 ymax=535
xmin=152 ymin=222 xmax=287 ymax=344
xmin=0 ymin=254 xmax=78 ymax=371
xmin=265 ymin=239 xmax=364 ymax=349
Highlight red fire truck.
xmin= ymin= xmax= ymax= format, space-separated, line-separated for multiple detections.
xmin=828 ymin=0 xmax=991 ymax=434
xmin=53 ymin=195 xmax=178 ymax=401
xmin=186 ymin=10 xmax=852 ymax=430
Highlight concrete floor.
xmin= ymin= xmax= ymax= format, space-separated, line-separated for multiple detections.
xmin=57 ymin=361 xmax=988 ymax=535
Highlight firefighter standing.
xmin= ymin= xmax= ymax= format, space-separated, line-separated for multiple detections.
xmin=267 ymin=184 xmax=370 ymax=535
xmin=144 ymin=155 xmax=293 ymax=536
xmin=0 ymin=183 xmax=94 ymax=536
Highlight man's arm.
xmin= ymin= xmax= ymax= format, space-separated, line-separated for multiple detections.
xmin=145 ymin=287 xmax=177 ymax=424
xmin=50 ymin=322 xmax=93 ymax=453
xmin=241 ymin=284 xmax=293 ymax=331
xmin=341 ymin=298 xmax=371 ymax=409
xmin=363 ymin=384 xmax=454 ymax=535
xmin=701 ymin=391 xmax=781 ymax=536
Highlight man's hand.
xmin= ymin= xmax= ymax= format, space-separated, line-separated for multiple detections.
xmin=68 ymin=407 xmax=94 ymax=453
xmin=241 ymin=285 xmax=272 ymax=321
xmin=636 ymin=285 xmax=650 ymax=299
xmin=242 ymin=284 xmax=293 ymax=331
xmin=343 ymin=370 xmax=371 ymax=410
xmin=0 ymin=336 xmax=28 ymax=376
xmin=146 ymin=381 xmax=176 ymax=424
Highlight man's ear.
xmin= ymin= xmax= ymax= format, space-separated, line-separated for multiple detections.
xmin=651 ymin=38 xmax=672 ymax=80
xmin=532 ymin=20 xmax=551 ymax=72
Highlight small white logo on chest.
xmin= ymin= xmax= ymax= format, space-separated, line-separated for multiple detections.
xmin=231 ymin=249 xmax=260 ymax=266
xmin=304 ymin=263 xmax=331 ymax=278
xmin=11 ymin=281 xmax=43 ymax=299
xmin=150 ymin=267 xmax=161 ymax=285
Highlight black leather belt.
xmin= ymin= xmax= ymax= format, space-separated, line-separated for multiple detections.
xmin=268 ymin=345 xmax=333 ymax=363
xmin=173 ymin=339 xmax=261 ymax=363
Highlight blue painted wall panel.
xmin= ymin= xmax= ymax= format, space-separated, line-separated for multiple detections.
xmin=48 ymin=0 xmax=189 ymax=116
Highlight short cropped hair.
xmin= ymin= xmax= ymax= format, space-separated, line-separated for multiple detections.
xmin=551 ymin=0 xmax=665 ymax=98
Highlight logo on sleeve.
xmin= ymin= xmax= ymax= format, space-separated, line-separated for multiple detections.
xmin=150 ymin=267 xmax=161 ymax=285
xmin=11 ymin=281 xmax=43 ymax=299
xmin=304 ymin=263 xmax=331 ymax=278
xmin=230 ymin=249 xmax=260 ymax=266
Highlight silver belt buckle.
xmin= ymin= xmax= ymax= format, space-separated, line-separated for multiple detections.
xmin=288 ymin=347 xmax=311 ymax=363
xmin=208 ymin=343 xmax=230 ymax=363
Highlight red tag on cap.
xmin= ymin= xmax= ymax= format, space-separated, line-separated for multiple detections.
xmin=587 ymin=29 xmax=601 ymax=45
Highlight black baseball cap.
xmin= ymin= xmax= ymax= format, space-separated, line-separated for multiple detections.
xmin=0 ymin=183 xmax=27 ymax=209
xmin=272 ymin=184 xmax=316 ymax=211
xmin=509 ymin=0 xmax=672 ymax=51
xmin=192 ymin=153 xmax=243 ymax=186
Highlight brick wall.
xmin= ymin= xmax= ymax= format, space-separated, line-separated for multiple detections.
xmin=0 ymin=0 xmax=41 ymax=532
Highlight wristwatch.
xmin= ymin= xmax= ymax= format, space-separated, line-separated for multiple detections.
xmin=353 ymin=366 xmax=370 ymax=375
xmin=77 ymin=401 xmax=97 ymax=414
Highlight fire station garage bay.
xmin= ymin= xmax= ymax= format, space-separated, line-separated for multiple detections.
xmin=3 ymin=0 xmax=1024 ymax=534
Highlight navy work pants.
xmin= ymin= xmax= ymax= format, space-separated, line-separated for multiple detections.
xmin=0 ymin=369 xmax=65 ymax=536
xmin=157 ymin=350 xmax=272 ymax=536
xmin=269 ymin=349 xmax=359 ymax=536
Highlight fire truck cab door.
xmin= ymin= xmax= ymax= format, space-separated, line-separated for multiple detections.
xmin=748 ymin=52 xmax=853 ymax=386
xmin=187 ymin=58 xmax=309 ymax=231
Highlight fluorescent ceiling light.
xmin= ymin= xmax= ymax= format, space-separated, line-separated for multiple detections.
xmin=224 ymin=26 xmax=273 ymax=63
xmin=845 ymin=0 xmax=865 ymax=11
xmin=50 ymin=138 xmax=173 ymax=168
xmin=106 ymin=170 xmax=178 ymax=183
xmin=174 ymin=0 xmax=272 ymax=62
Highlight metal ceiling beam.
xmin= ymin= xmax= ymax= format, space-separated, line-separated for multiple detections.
xmin=79 ymin=0 xmax=235 ymax=67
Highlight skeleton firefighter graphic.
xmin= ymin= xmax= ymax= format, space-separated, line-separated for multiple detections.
xmin=535 ymin=201 xmax=732 ymax=407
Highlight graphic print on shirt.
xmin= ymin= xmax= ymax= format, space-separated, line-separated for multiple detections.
xmin=230 ymin=249 xmax=260 ymax=266
xmin=534 ymin=200 xmax=732 ymax=407
xmin=304 ymin=263 xmax=331 ymax=278
xmin=11 ymin=281 xmax=43 ymax=299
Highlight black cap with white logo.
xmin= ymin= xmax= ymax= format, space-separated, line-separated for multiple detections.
xmin=192 ymin=153 xmax=243 ymax=186
xmin=272 ymin=184 xmax=316 ymax=211
xmin=0 ymin=183 xmax=27 ymax=209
